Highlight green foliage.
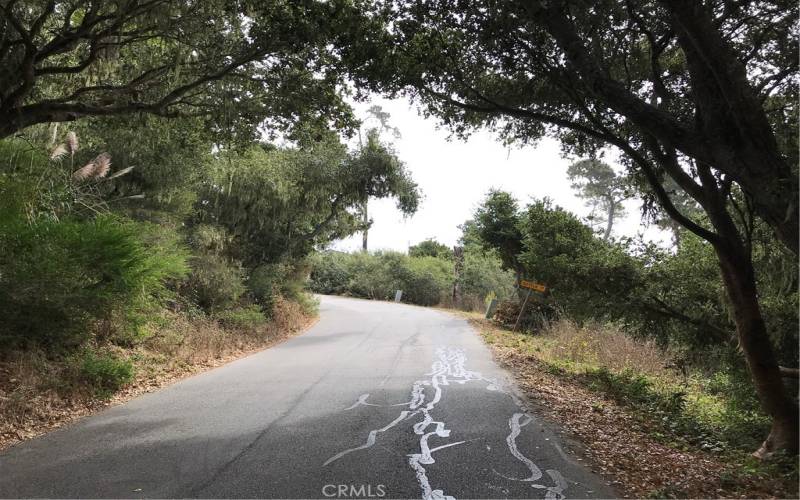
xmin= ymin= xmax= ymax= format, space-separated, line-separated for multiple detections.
xmin=344 ymin=251 xmax=398 ymax=300
xmin=472 ymin=190 xmax=524 ymax=275
xmin=310 ymin=251 xmax=447 ymax=304
xmin=403 ymin=256 xmax=453 ymax=306
xmin=76 ymin=351 xmax=135 ymax=398
xmin=183 ymin=254 xmax=246 ymax=314
xmin=409 ymin=238 xmax=453 ymax=259
xmin=578 ymin=365 xmax=770 ymax=453
xmin=1 ymin=1 xmax=359 ymax=140
xmin=72 ymin=115 xmax=212 ymax=217
xmin=307 ymin=252 xmax=351 ymax=296
xmin=469 ymin=191 xmax=798 ymax=384
xmin=0 ymin=211 xmax=187 ymax=349
xmin=566 ymin=159 xmax=629 ymax=240
xmin=460 ymin=250 xmax=516 ymax=303
xmin=195 ymin=134 xmax=419 ymax=267
xmin=247 ymin=263 xmax=288 ymax=312
xmin=249 ymin=260 xmax=317 ymax=315
xmin=472 ymin=193 xmax=640 ymax=322
xmin=634 ymin=234 xmax=732 ymax=348
xmin=215 ymin=305 xmax=268 ymax=331
xmin=310 ymin=248 xmax=514 ymax=309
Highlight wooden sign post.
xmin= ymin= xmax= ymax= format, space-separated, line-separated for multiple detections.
xmin=513 ymin=279 xmax=548 ymax=331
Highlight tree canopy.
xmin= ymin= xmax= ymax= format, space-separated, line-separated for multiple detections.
xmin=195 ymin=131 xmax=419 ymax=267
xmin=0 ymin=1 xmax=356 ymax=140
xmin=567 ymin=159 xmax=629 ymax=240
xmin=409 ymin=238 xmax=452 ymax=259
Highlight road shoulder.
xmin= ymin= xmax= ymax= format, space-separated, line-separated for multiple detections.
xmin=0 ymin=309 xmax=318 ymax=452
xmin=468 ymin=315 xmax=797 ymax=499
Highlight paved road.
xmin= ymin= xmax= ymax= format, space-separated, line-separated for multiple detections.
xmin=0 ymin=295 xmax=616 ymax=499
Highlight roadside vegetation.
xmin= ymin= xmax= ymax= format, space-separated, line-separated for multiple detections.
xmin=0 ymin=119 xmax=418 ymax=448
xmin=0 ymin=2 xmax=796 ymax=495
xmin=476 ymin=316 xmax=798 ymax=499
xmin=309 ymin=238 xmax=515 ymax=310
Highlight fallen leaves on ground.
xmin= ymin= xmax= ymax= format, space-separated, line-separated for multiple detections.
xmin=471 ymin=317 xmax=797 ymax=500
xmin=0 ymin=315 xmax=317 ymax=452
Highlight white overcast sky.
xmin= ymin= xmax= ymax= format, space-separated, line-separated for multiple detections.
xmin=332 ymin=96 xmax=670 ymax=253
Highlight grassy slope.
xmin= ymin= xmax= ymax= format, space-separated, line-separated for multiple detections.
xmin=468 ymin=314 xmax=798 ymax=499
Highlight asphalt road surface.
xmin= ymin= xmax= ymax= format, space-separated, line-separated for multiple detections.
xmin=0 ymin=295 xmax=616 ymax=499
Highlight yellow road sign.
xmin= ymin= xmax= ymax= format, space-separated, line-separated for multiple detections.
xmin=519 ymin=279 xmax=547 ymax=293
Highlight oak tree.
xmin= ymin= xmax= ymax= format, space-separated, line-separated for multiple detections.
xmin=0 ymin=0 xmax=355 ymax=140
xmin=336 ymin=0 xmax=799 ymax=456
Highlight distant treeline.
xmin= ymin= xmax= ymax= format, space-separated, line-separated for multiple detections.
xmin=309 ymin=241 xmax=516 ymax=310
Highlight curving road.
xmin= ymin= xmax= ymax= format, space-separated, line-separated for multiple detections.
xmin=0 ymin=295 xmax=616 ymax=499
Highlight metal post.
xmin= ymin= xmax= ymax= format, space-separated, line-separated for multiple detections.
xmin=513 ymin=288 xmax=533 ymax=332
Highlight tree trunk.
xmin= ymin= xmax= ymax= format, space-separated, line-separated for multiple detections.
xmin=715 ymin=243 xmax=799 ymax=458
xmin=361 ymin=200 xmax=368 ymax=252
xmin=603 ymin=198 xmax=615 ymax=241
xmin=452 ymin=246 xmax=464 ymax=308
xmin=663 ymin=0 xmax=799 ymax=256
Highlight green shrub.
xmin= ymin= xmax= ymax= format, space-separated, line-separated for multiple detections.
xmin=247 ymin=262 xmax=290 ymax=314
xmin=0 ymin=213 xmax=188 ymax=349
xmin=308 ymin=252 xmax=350 ymax=295
xmin=215 ymin=305 xmax=268 ymax=331
xmin=403 ymin=256 xmax=452 ymax=306
xmin=460 ymin=251 xmax=516 ymax=303
xmin=183 ymin=253 xmax=246 ymax=313
xmin=346 ymin=251 xmax=397 ymax=300
xmin=309 ymin=250 xmax=510 ymax=308
xmin=77 ymin=351 xmax=135 ymax=397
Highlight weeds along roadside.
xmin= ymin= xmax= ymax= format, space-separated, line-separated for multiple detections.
xmin=0 ymin=297 xmax=316 ymax=450
xmin=471 ymin=315 xmax=799 ymax=499
xmin=0 ymin=126 xmax=341 ymax=450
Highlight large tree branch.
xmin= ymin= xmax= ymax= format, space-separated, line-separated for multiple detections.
xmin=421 ymin=83 xmax=721 ymax=244
xmin=643 ymin=295 xmax=733 ymax=343
xmin=523 ymin=3 xmax=714 ymax=165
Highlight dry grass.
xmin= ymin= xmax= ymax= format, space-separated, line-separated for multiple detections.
xmin=436 ymin=293 xmax=488 ymax=313
xmin=535 ymin=319 xmax=672 ymax=380
xmin=0 ymin=297 xmax=315 ymax=451
xmin=468 ymin=315 xmax=797 ymax=499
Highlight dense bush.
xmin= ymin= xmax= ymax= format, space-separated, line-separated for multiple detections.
xmin=460 ymin=250 xmax=516 ymax=304
xmin=215 ymin=305 xmax=268 ymax=331
xmin=306 ymin=253 xmax=351 ymax=296
xmin=516 ymin=199 xmax=641 ymax=323
xmin=309 ymin=247 xmax=514 ymax=309
xmin=183 ymin=254 xmax=246 ymax=314
xmin=76 ymin=351 xmax=135 ymax=397
xmin=402 ymin=256 xmax=453 ymax=306
xmin=0 ymin=213 xmax=188 ymax=349
xmin=409 ymin=239 xmax=453 ymax=259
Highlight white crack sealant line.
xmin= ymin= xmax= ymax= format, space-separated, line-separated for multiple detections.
xmin=493 ymin=413 xmax=571 ymax=499
xmin=325 ymin=346 xmax=568 ymax=500
xmin=344 ymin=393 xmax=414 ymax=410
xmin=343 ymin=393 xmax=379 ymax=410
xmin=504 ymin=413 xmax=543 ymax=482
xmin=323 ymin=411 xmax=410 ymax=466
xmin=544 ymin=469 xmax=568 ymax=500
